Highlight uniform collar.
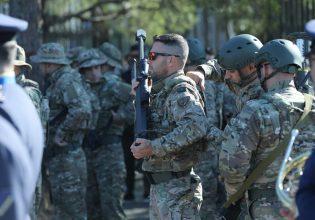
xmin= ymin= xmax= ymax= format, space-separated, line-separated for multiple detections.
xmin=151 ymin=71 xmax=184 ymax=94
xmin=267 ymin=79 xmax=295 ymax=93
xmin=0 ymin=72 xmax=16 ymax=85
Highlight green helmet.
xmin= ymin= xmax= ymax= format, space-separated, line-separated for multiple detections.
xmin=255 ymin=39 xmax=303 ymax=74
xmin=218 ymin=34 xmax=263 ymax=70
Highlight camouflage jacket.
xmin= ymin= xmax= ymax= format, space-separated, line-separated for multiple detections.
xmin=46 ymin=65 xmax=92 ymax=144
xmin=16 ymin=72 xmax=49 ymax=137
xmin=90 ymin=71 xmax=134 ymax=137
xmin=142 ymin=71 xmax=208 ymax=172
xmin=218 ymin=80 xmax=315 ymax=198
xmin=81 ymin=79 xmax=101 ymax=130
xmin=198 ymin=60 xmax=264 ymax=144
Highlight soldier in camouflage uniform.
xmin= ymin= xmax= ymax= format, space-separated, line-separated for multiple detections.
xmin=78 ymin=48 xmax=133 ymax=220
xmin=30 ymin=43 xmax=91 ymax=220
xmin=98 ymin=42 xmax=123 ymax=76
xmin=67 ymin=46 xmax=86 ymax=69
xmin=131 ymin=33 xmax=207 ymax=219
xmin=185 ymin=37 xmax=222 ymax=220
xmin=219 ymin=39 xmax=315 ymax=219
xmin=13 ymin=45 xmax=49 ymax=220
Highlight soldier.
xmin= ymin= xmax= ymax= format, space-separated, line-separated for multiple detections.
xmin=219 ymin=39 xmax=314 ymax=219
xmin=98 ymin=42 xmax=123 ymax=77
xmin=279 ymin=19 xmax=315 ymax=220
xmin=13 ymin=44 xmax=49 ymax=220
xmin=77 ymin=48 xmax=133 ymax=220
xmin=130 ymin=33 xmax=208 ymax=219
xmin=66 ymin=46 xmax=86 ymax=69
xmin=30 ymin=43 xmax=91 ymax=220
xmin=185 ymin=37 xmax=221 ymax=220
xmin=0 ymin=14 xmax=44 ymax=219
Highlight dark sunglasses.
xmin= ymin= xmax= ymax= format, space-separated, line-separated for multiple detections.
xmin=149 ymin=52 xmax=180 ymax=61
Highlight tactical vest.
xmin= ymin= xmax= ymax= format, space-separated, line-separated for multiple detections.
xmin=143 ymin=73 xmax=206 ymax=172
xmin=262 ymin=91 xmax=315 ymax=161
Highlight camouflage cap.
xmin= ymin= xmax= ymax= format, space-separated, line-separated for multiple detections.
xmin=98 ymin=42 xmax=122 ymax=68
xmin=30 ymin=42 xmax=71 ymax=65
xmin=13 ymin=44 xmax=32 ymax=70
xmin=67 ymin=46 xmax=86 ymax=62
xmin=77 ymin=48 xmax=107 ymax=69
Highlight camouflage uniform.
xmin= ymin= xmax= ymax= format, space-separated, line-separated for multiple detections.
xmin=143 ymin=71 xmax=207 ymax=219
xmin=14 ymin=45 xmax=49 ymax=220
xmin=186 ymin=38 xmax=223 ymax=220
xmin=78 ymin=48 xmax=133 ymax=220
xmin=98 ymin=42 xmax=123 ymax=76
xmin=30 ymin=43 xmax=91 ymax=220
xmin=219 ymin=39 xmax=314 ymax=219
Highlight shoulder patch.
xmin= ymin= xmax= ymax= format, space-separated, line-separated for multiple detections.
xmin=177 ymin=96 xmax=190 ymax=107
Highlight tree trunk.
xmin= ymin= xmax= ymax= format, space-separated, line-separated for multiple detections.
xmin=9 ymin=0 xmax=43 ymax=88
xmin=9 ymin=0 xmax=42 ymax=56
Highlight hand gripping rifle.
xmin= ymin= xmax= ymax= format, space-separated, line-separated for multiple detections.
xmin=133 ymin=29 xmax=150 ymax=171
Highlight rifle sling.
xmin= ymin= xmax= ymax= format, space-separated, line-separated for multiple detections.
xmin=223 ymin=93 xmax=314 ymax=208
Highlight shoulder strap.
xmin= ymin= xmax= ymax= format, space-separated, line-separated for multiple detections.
xmin=224 ymin=93 xmax=314 ymax=208
xmin=0 ymin=107 xmax=20 ymax=134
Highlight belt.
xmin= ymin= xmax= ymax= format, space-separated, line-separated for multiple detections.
xmin=144 ymin=169 xmax=191 ymax=185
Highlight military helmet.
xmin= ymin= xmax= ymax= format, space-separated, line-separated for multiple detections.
xmin=187 ymin=38 xmax=206 ymax=65
xmin=98 ymin=42 xmax=122 ymax=68
xmin=255 ymin=39 xmax=303 ymax=73
xmin=218 ymin=34 xmax=263 ymax=70
xmin=77 ymin=48 xmax=107 ymax=69
xmin=30 ymin=43 xmax=71 ymax=65
xmin=13 ymin=44 xmax=32 ymax=70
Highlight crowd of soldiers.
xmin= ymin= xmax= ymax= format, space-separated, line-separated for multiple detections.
xmin=2 ymin=12 xmax=315 ymax=220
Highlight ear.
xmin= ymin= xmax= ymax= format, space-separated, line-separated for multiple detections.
xmin=248 ymin=63 xmax=256 ymax=71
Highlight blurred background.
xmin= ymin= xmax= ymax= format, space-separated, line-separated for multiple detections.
xmin=1 ymin=0 xmax=315 ymax=81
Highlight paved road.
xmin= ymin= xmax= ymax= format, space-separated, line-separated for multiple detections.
xmin=123 ymin=172 xmax=149 ymax=220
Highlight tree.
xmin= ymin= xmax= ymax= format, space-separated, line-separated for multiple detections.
xmin=9 ymin=0 xmax=42 ymax=55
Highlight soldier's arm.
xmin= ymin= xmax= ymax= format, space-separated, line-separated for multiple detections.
xmin=219 ymin=102 xmax=260 ymax=198
xmin=150 ymin=86 xmax=207 ymax=157
xmin=197 ymin=59 xmax=224 ymax=82
xmin=56 ymin=79 xmax=92 ymax=138
xmin=111 ymin=81 xmax=135 ymax=124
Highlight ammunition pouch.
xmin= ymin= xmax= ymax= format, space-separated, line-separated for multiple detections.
xmin=144 ymin=168 xmax=191 ymax=185
xmin=248 ymin=188 xmax=276 ymax=201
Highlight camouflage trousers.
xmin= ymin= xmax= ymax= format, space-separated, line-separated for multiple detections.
xmin=194 ymin=149 xmax=222 ymax=220
xmin=238 ymin=189 xmax=283 ymax=220
xmin=30 ymin=173 xmax=42 ymax=220
xmin=149 ymin=171 xmax=202 ymax=220
xmin=47 ymin=145 xmax=87 ymax=220
xmin=85 ymin=140 xmax=126 ymax=220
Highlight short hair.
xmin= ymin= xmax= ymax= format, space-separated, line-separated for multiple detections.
xmin=153 ymin=33 xmax=188 ymax=66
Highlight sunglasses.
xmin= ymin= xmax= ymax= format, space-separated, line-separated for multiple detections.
xmin=149 ymin=52 xmax=180 ymax=61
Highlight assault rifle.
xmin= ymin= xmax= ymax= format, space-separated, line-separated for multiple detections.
xmin=133 ymin=29 xmax=150 ymax=171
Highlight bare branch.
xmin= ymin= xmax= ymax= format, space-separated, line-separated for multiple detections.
xmin=45 ymin=0 xmax=126 ymax=27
